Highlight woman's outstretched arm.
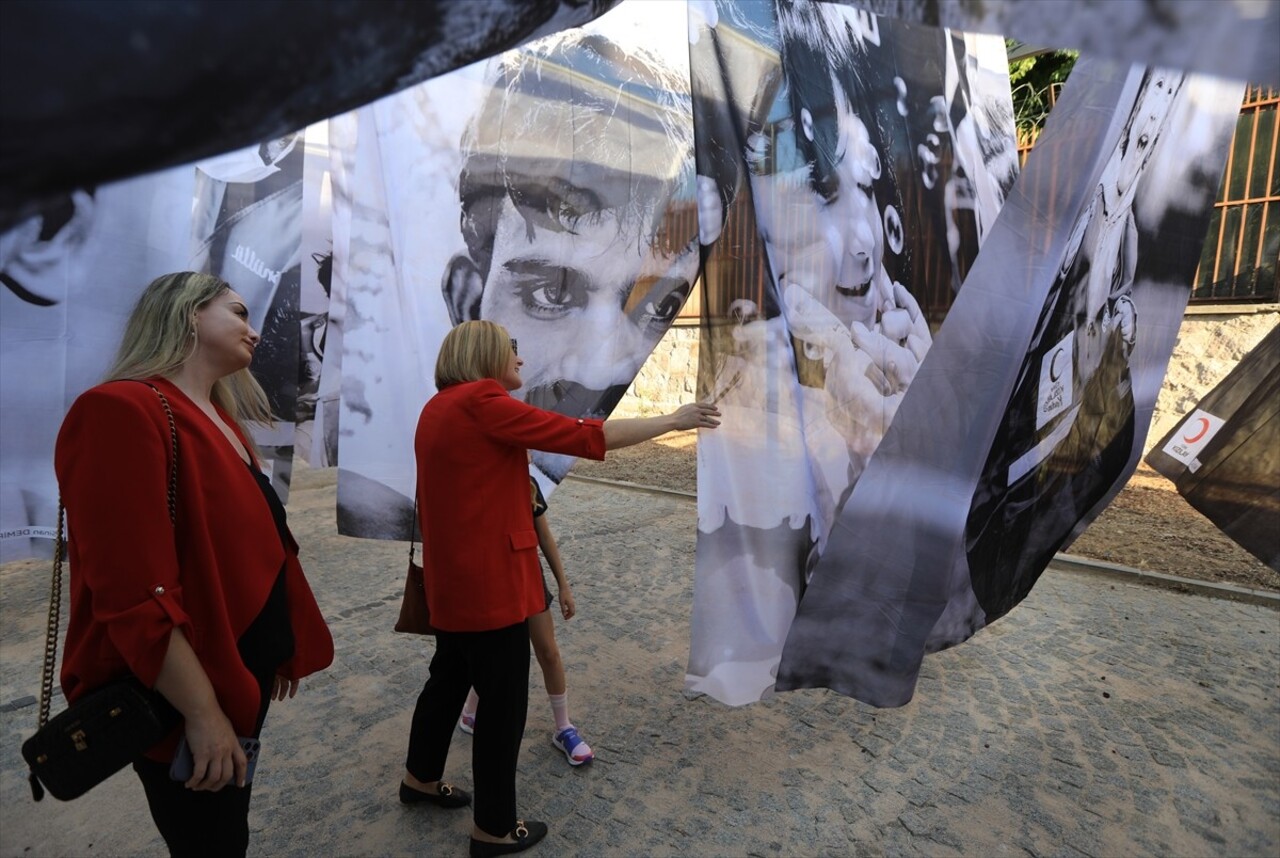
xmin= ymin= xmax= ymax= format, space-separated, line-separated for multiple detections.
xmin=603 ymin=402 xmax=721 ymax=451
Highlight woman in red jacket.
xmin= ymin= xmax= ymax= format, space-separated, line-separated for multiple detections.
xmin=402 ymin=320 xmax=719 ymax=856
xmin=55 ymin=271 xmax=334 ymax=857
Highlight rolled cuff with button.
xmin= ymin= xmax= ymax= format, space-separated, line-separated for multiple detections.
xmin=100 ymin=584 xmax=196 ymax=688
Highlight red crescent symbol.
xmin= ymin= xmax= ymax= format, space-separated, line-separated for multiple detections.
xmin=1049 ymin=348 xmax=1065 ymax=382
xmin=1183 ymin=417 xmax=1210 ymax=443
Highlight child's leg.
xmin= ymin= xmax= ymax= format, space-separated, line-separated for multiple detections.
xmin=530 ymin=610 xmax=594 ymax=765
xmin=458 ymin=687 xmax=479 ymax=733
xmin=529 ymin=610 xmax=566 ymax=698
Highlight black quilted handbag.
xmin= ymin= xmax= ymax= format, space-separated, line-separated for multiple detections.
xmin=23 ymin=676 xmax=180 ymax=801
xmin=22 ymin=383 xmax=183 ymax=801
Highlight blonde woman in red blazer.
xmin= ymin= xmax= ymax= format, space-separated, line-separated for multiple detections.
xmin=402 ymin=320 xmax=719 ymax=857
xmin=54 ymin=272 xmax=333 ymax=857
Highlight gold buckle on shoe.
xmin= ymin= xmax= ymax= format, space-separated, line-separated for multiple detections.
xmin=439 ymin=782 xmax=454 ymax=796
xmin=515 ymin=821 xmax=529 ymax=838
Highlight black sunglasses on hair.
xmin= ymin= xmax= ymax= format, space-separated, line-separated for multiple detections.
xmin=510 ymin=338 xmax=518 ymax=355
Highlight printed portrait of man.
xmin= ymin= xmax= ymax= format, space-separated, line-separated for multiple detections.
xmin=333 ymin=12 xmax=701 ymax=538
xmin=440 ymin=28 xmax=700 ymax=486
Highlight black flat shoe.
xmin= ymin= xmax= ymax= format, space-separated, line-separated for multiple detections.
xmin=399 ymin=780 xmax=471 ymax=808
xmin=469 ymin=819 xmax=548 ymax=857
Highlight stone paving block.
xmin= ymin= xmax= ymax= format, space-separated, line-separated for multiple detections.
xmin=1131 ymin=784 xmax=1170 ymax=816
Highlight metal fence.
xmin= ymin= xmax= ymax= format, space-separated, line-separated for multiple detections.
xmin=1192 ymin=85 xmax=1278 ymax=304
xmin=1019 ymin=83 xmax=1278 ymax=305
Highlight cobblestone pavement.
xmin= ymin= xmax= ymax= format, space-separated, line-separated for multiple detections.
xmin=2 ymin=465 xmax=1277 ymax=857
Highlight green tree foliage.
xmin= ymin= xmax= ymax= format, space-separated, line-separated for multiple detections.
xmin=1006 ymin=41 xmax=1078 ymax=141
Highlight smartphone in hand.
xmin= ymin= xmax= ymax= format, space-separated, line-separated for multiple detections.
xmin=169 ymin=735 xmax=261 ymax=785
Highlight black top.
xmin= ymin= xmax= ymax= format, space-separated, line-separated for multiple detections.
xmin=237 ymin=463 xmax=295 ymax=733
xmin=531 ymin=477 xmax=548 ymax=519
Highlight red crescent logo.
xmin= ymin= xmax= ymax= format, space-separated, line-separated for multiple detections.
xmin=1049 ymin=348 xmax=1065 ymax=382
xmin=1183 ymin=417 xmax=1210 ymax=443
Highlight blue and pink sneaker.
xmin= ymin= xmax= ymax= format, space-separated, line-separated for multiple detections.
xmin=552 ymin=726 xmax=594 ymax=766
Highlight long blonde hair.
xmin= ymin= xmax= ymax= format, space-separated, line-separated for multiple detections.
xmin=434 ymin=320 xmax=514 ymax=390
xmin=105 ymin=272 xmax=275 ymax=435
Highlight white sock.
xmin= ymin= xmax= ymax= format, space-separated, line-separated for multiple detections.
xmin=548 ymin=692 xmax=571 ymax=732
xmin=462 ymin=687 xmax=479 ymax=719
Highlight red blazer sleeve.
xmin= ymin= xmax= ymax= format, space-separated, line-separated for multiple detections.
xmin=54 ymin=385 xmax=194 ymax=687
xmin=469 ymin=381 xmax=606 ymax=460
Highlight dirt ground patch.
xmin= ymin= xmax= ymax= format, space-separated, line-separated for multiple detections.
xmin=572 ymin=431 xmax=1277 ymax=592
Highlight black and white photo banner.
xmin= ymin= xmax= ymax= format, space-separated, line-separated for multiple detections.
xmin=1146 ymin=324 xmax=1280 ymax=571
xmin=776 ymin=60 xmax=1244 ymax=707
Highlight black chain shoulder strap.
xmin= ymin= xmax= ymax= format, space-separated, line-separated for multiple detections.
xmin=144 ymin=383 xmax=180 ymax=527
xmin=35 ymin=382 xmax=178 ymax=731
xmin=409 ymin=493 xmax=419 ymax=562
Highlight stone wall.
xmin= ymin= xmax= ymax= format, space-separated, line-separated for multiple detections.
xmin=613 ymin=324 xmax=701 ymax=417
xmin=1149 ymin=307 xmax=1277 ymax=451
xmin=616 ymin=310 xmax=1279 ymax=452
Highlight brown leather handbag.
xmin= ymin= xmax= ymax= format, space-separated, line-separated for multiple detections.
xmin=394 ymin=495 xmax=437 ymax=635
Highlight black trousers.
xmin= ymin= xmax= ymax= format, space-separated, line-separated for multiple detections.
xmin=133 ymin=757 xmax=254 ymax=858
xmin=132 ymin=678 xmax=273 ymax=858
xmin=406 ymin=621 xmax=530 ymax=837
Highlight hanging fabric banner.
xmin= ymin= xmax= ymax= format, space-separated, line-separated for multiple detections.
xmin=686 ymin=0 xmax=1018 ymax=704
xmin=776 ymin=60 xmax=1245 ymax=707
xmin=0 ymin=171 xmax=193 ymax=563
xmin=314 ymin=112 xmax=360 ymax=473
xmin=0 ymin=138 xmax=310 ymax=562
xmin=0 ymin=0 xmax=626 ymax=228
xmin=333 ymin=0 xmax=700 ymax=538
xmin=189 ymin=133 xmax=306 ymax=496
xmin=848 ymin=0 xmax=1278 ymax=87
xmin=1146 ymin=325 xmax=1280 ymax=571
xmin=296 ymin=121 xmax=337 ymax=467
